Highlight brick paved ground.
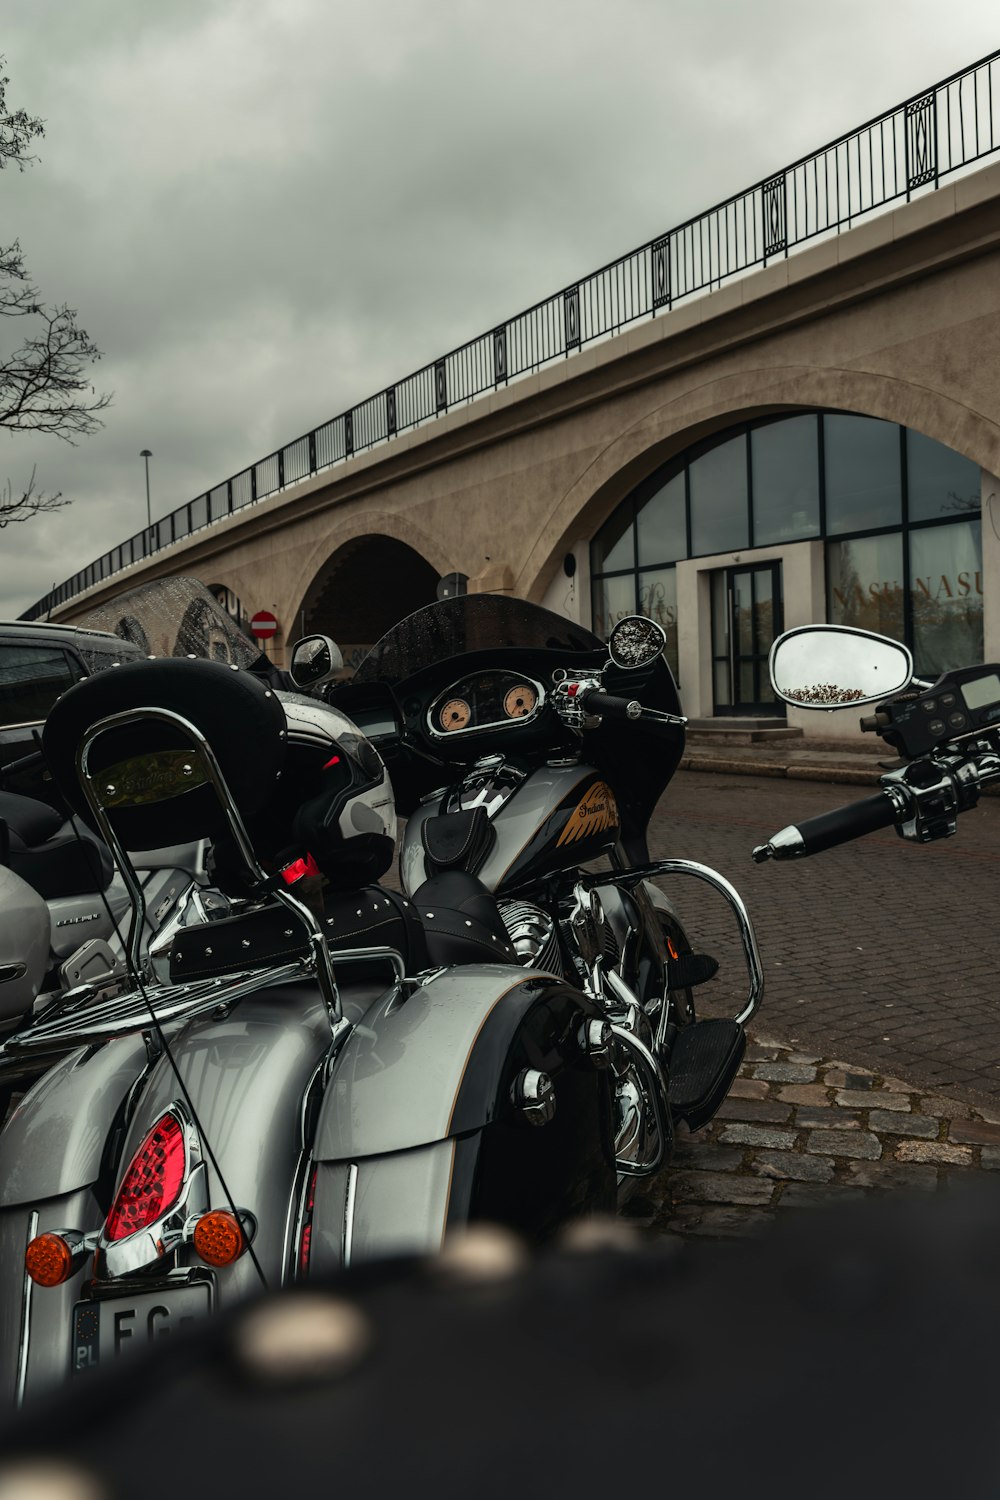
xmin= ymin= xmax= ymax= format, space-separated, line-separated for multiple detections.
xmin=646 ymin=768 xmax=1000 ymax=1105
xmin=623 ymin=1036 xmax=1000 ymax=1239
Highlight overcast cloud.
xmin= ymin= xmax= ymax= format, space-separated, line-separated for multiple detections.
xmin=1 ymin=0 xmax=998 ymax=616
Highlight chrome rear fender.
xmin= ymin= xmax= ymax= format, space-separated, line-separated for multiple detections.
xmin=103 ymin=981 xmax=388 ymax=1302
xmin=0 ymin=1034 xmax=150 ymax=1209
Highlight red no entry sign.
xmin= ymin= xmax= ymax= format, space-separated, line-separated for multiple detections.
xmin=249 ymin=610 xmax=278 ymax=640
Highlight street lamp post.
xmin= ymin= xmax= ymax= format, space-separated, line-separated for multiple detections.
xmin=140 ymin=449 xmax=152 ymax=530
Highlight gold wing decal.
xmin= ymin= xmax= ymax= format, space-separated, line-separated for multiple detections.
xmin=556 ymin=781 xmax=620 ymax=847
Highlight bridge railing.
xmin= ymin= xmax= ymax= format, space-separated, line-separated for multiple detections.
xmin=24 ymin=47 xmax=1000 ymax=621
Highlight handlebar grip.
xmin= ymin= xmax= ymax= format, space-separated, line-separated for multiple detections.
xmin=753 ymin=791 xmax=898 ymax=862
xmin=579 ymin=690 xmax=642 ymax=721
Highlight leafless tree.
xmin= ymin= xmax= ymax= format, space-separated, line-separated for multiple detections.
xmin=0 ymin=57 xmax=110 ymax=526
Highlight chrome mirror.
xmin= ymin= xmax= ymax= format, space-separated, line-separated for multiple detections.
xmin=608 ymin=616 xmax=666 ymax=670
xmin=770 ymin=626 xmax=913 ymax=708
xmin=289 ymin=634 xmax=343 ymax=689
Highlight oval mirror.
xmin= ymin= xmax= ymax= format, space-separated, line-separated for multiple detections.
xmin=608 ymin=615 xmax=666 ymax=670
xmin=289 ymin=634 xmax=344 ymax=689
xmin=769 ymin=626 xmax=913 ymax=708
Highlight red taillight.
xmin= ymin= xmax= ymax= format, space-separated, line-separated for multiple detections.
xmin=104 ymin=1113 xmax=186 ymax=1242
xmin=298 ymin=1166 xmax=317 ymax=1278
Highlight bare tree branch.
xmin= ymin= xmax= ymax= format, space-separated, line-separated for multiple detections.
xmin=0 ymin=467 xmax=70 ymax=528
xmin=0 ymin=58 xmax=44 ymax=171
xmin=0 ymin=57 xmax=111 ymax=519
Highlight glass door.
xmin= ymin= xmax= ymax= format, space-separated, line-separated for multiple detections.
xmin=711 ymin=562 xmax=783 ymax=715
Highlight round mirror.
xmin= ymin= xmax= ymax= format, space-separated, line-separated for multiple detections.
xmin=289 ymin=634 xmax=344 ymax=689
xmin=769 ymin=626 xmax=913 ymax=708
xmin=608 ymin=615 xmax=666 ymax=670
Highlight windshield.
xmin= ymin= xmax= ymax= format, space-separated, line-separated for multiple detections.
xmin=353 ymin=595 xmax=604 ymax=687
xmin=79 ymin=577 xmax=262 ymax=670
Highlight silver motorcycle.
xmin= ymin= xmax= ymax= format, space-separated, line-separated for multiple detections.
xmin=0 ymin=592 xmax=762 ymax=1405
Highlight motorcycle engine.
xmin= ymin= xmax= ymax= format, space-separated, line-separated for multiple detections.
xmin=497 ymin=900 xmax=563 ymax=976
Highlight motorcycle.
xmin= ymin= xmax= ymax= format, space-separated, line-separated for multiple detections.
xmin=0 ymin=590 xmax=761 ymax=1406
xmin=751 ymin=624 xmax=1000 ymax=863
xmin=325 ymin=592 xmax=763 ymax=1167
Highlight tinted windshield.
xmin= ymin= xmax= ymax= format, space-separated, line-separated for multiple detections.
xmin=79 ymin=577 xmax=261 ymax=670
xmin=354 ymin=596 xmax=604 ymax=686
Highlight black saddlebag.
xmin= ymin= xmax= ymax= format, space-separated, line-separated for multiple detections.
xmin=169 ymin=885 xmax=427 ymax=982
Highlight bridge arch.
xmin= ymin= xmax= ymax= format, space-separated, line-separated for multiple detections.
xmin=294 ymin=532 xmax=440 ymax=674
xmin=519 ymin=364 xmax=1000 ymax=607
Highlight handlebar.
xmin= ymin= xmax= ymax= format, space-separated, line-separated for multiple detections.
xmin=752 ymin=790 xmax=899 ymax=863
xmin=578 ymin=689 xmax=642 ymax=722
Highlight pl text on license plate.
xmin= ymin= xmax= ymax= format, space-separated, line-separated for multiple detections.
xmin=72 ymin=1284 xmax=211 ymax=1372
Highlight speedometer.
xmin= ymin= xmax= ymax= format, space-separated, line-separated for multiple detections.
xmin=439 ymin=698 xmax=472 ymax=732
xmin=503 ymin=684 xmax=537 ymax=718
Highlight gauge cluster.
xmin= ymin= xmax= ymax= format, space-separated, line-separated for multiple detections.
xmin=428 ymin=671 xmax=545 ymax=739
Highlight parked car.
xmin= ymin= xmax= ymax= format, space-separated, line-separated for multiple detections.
xmin=0 ymin=621 xmax=146 ymax=801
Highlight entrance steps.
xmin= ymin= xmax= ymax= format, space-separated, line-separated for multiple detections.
xmin=685 ymin=718 xmax=804 ymax=746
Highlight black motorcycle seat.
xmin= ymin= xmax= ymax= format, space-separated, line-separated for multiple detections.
xmin=169 ymin=885 xmax=428 ymax=984
xmin=411 ymin=869 xmax=518 ymax=967
xmin=0 ymin=789 xmax=115 ymax=900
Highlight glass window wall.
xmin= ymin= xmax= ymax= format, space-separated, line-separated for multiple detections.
xmin=751 ymin=415 xmax=820 ymax=545
xmin=824 ymin=414 xmax=901 ymax=535
xmin=827 ymin=533 xmax=905 ymax=640
xmin=636 ymin=472 xmax=685 ymax=567
xmin=907 ymin=430 xmax=981 ymax=522
xmin=638 ymin=567 xmax=678 ymax=678
xmin=909 ymin=519 xmax=983 ymax=673
xmin=689 ymin=434 xmax=748 ymax=556
xmin=589 ymin=411 xmax=984 ymax=677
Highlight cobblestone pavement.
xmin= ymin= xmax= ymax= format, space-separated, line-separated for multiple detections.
xmin=646 ymin=768 xmax=1000 ymax=1106
xmin=624 ymin=1036 xmax=1000 ymax=1239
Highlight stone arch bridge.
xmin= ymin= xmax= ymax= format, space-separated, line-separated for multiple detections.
xmin=53 ymin=163 xmax=1000 ymax=706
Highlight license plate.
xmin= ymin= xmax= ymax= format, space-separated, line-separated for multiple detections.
xmin=72 ymin=1283 xmax=211 ymax=1373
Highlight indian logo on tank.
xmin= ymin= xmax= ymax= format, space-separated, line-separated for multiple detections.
xmin=556 ymin=781 xmax=620 ymax=847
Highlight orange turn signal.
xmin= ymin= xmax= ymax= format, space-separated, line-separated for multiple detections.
xmin=193 ymin=1210 xmax=246 ymax=1267
xmin=25 ymin=1233 xmax=75 ymax=1288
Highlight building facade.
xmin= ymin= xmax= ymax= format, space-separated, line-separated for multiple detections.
xmin=586 ymin=411 xmax=986 ymax=730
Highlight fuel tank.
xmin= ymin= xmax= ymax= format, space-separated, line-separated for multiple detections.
xmin=401 ymin=763 xmax=621 ymax=896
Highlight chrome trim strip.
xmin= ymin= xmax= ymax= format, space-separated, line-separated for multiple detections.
xmin=15 ymin=1209 xmax=39 ymax=1409
xmin=285 ymin=1152 xmax=313 ymax=1286
xmin=343 ymin=1163 xmax=358 ymax=1269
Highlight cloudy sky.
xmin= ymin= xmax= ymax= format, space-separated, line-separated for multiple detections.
xmin=1 ymin=0 xmax=998 ymax=617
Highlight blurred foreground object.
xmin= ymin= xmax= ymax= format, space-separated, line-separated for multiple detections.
xmin=2 ymin=1190 xmax=998 ymax=1497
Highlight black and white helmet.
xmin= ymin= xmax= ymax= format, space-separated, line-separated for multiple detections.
xmin=277 ymin=694 xmax=397 ymax=889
